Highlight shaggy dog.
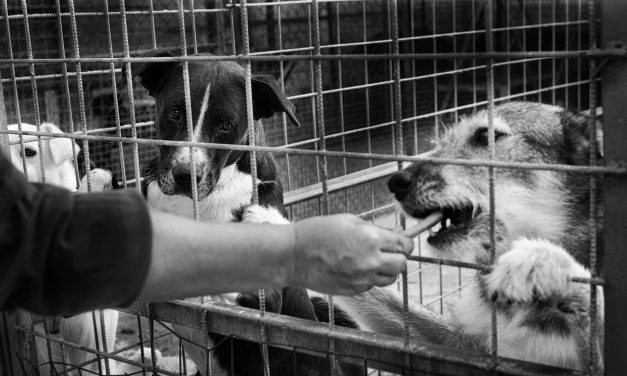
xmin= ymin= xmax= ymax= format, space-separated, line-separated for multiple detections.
xmin=336 ymin=102 xmax=604 ymax=371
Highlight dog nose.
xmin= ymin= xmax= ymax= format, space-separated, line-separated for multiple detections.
xmin=172 ymin=164 xmax=203 ymax=192
xmin=388 ymin=171 xmax=413 ymax=201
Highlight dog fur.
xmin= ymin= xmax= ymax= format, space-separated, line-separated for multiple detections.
xmin=132 ymin=48 xmax=360 ymax=376
xmin=336 ymin=102 xmax=604 ymax=371
xmin=8 ymin=122 xmax=80 ymax=191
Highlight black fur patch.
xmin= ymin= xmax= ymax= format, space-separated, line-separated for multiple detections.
xmin=141 ymin=157 xmax=159 ymax=198
xmin=236 ymin=151 xmax=287 ymax=218
xmin=231 ymin=205 xmax=246 ymax=222
xmin=310 ymin=297 xmax=360 ymax=329
xmin=211 ymin=289 xmax=363 ymax=376
xmin=558 ymin=110 xmax=604 ymax=271
xmin=560 ymin=110 xmax=602 ymax=166
xmin=521 ymin=302 xmax=573 ymax=337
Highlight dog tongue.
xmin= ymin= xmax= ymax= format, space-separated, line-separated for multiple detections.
xmin=402 ymin=211 xmax=443 ymax=238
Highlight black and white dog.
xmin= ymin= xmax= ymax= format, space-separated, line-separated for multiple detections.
xmin=131 ymin=48 xmax=360 ymax=376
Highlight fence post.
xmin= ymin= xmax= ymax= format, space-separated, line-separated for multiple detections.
xmin=0 ymin=71 xmax=10 ymax=156
xmin=601 ymin=0 xmax=627 ymax=374
xmin=0 ymin=72 xmax=19 ymax=376
xmin=0 ymin=312 xmax=21 ymax=376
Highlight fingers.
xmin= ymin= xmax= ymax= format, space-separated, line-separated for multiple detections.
xmin=374 ymin=226 xmax=414 ymax=255
xmin=372 ymin=273 xmax=399 ymax=287
xmin=335 ymin=268 xmax=401 ymax=295
xmin=341 ymin=254 xmax=405 ymax=294
xmin=377 ymin=253 xmax=407 ymax=276
xmin=293 ymin=214 xmax=416 ymax=296
xmin=372 ymin=253 xmax=405 ymax=288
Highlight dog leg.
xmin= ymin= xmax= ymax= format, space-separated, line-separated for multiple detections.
xmin=241 ymin=204 xmax=290 ymax=225
xmin=486 ymin=238 xmax=591 ymax=303
xmin=78 ymin=168 xmax=118 ymax=193
xmin=24 ymin=309 xmax=118 ymax=376
xmin=334 ymin=287 xmax=485 ymax=351
xmin=54 ymin=310 xmax=118 ymax=375
xmin=222 ymin=288 xmax=363 ymax=376
xmin=112 ymin=347 xmax=163 ymax=375
xmin=483 ymin=238 xmax=603 ymax=370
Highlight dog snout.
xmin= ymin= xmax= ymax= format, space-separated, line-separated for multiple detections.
xmin=172 ymin=163 xmax=204 ymax=192
xmin=388 ymin=171 xmax=413 ymax=201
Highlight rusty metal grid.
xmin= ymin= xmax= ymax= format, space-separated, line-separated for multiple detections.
xmin=1 ymin=0 xmax=625 ymax=375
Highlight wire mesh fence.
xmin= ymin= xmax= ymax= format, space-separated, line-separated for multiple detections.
xmin=1 ymin=0 xmax=626 ymax=375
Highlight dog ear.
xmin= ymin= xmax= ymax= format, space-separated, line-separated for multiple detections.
xmin=126 ymin=48 xmax=177 ymax=96
xmin=252 ymin=75 xmax=301 ymax=127
xmin=561 ymin=111 xmax=604 ymax=165
xmin=42 ymin=122 xmax=80 ymax=165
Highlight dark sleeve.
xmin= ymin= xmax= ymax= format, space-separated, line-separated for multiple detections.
xmin=0 ymin=153 xmax=152 ymax=315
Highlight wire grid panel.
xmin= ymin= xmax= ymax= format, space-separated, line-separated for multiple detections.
xmin=0 ymin=0 xmax=620 ymax=375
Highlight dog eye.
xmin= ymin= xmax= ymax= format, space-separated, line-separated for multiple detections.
xmin=218 ymin=121 xmax=234 ymax=133
xmin=470 ymin=127 xmax=508 ymax=147
xmin=167 ymin=109 xmax=182 ymax=121
xmin=21 ymin=147 xmax=37 ymax=158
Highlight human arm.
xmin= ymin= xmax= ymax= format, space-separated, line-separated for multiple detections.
xmin=0 ymin=153 xmax=152 ymax=315
xmin=1 ymin=151 xmax=413 ymax=314
xmin=137 ymin=211 xmax=414 ymax=301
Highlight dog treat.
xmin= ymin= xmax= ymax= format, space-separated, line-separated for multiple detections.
xmin=401 ymin=211 xmax=443 ymax=239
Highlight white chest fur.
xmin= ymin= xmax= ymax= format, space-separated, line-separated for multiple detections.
xmin=148 ymin=163 xmax=256 ymax=375
xmin=146 ymin=164 xmax=253 ymax=221
xmin=147 ymin=162 xmax=294 ymax=376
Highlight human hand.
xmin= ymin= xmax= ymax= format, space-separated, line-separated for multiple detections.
xmin=289 ymin=214 xmax=414 ymax=295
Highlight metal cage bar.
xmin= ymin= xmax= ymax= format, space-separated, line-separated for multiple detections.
xmin=0 ymin=70 xmax=8 ymax=155
xmin=601 ymin=1 xmax=627 ymax=374
xmin=1 ymin=1 xmax=625 ymax=375
xmin=115 ymin=300 xmax=579 ymax=376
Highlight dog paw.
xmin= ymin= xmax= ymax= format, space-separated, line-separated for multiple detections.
xmin=485 ymin=238 xmax=589 ymax=305
xmin=114 ymin=347 xmax=162 ymax=374
xmin=202 ymin=293 xmax=238 ymax=305
xmin=78 ymin=168 xmax=118 ymax=192
xmin=242 ymin=204 xmax=290 ymax=224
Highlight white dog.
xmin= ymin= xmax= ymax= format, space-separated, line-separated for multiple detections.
xmin=8 ymin=122 xmax=80 ymax=191
xmin=9 ymin=122 xmax=120 ymax=375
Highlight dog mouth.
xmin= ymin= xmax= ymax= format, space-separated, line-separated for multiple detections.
xmin=158 ymin=170 xmax=215 ymax=200
xmin=409 ymin=204 xmax=480 ymax=245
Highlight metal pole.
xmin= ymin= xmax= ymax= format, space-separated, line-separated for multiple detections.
xmin=0 ymin=312 xmax=19 ymax=376
xmin=601 ymin=0 xmax=627 ymax=374
xmin=0 ymin=70 xmax=9 ymax=157
xmin=0 ymin=75 xmax=18 ymax=376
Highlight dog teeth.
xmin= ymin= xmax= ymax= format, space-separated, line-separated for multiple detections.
xmin=432 ymin=222 xmax=442 ymax=232
xmin=446 ymin=218 xmax=451 ymax=228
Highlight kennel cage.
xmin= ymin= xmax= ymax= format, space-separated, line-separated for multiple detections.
xmin=1 ymin=0 xmax=626 ymax=375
